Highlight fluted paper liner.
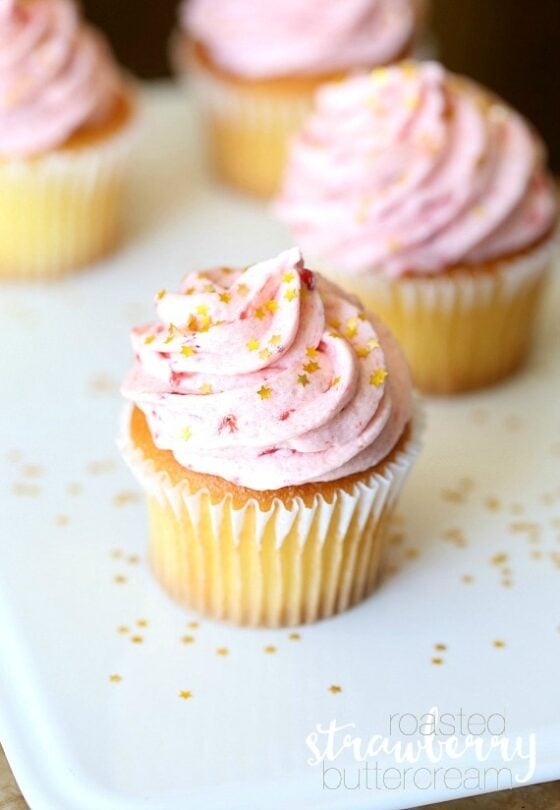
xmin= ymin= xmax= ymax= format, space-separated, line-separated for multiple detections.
xmin=320 ymin=234 xmax=558 ymax=394
xmin=119 ymin=408 xmax=422 ymax=627
xmin=0 ymin=115 xmax=136 ymax=280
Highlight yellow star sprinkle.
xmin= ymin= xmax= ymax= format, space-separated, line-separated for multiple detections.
xmin=109 ymin=674 xmax=122 ymax=683
xmin=136 ymin=619 xmax=148 ymax=628
xmin=297 ymin=374 xmax=310 ymax=387
xmin=370 ymin=369 xmax=388 ymax=387
xmin=202 ymin=283 xmax=215 ymax=293
xmin=216 ymin=647 xmax=229 ymax=656
xmin=181 ymin=345 xmax=196 ymax=357
xmin=264 ymin=645 xmax=277 ymax=654
xmin=259 ymin=349 xmax=272 ymax=360
xmin=265 ymin=299 xmax=278 ymax=313
xmin=181 ymin=427 xmax=192 ymax=441
xmin=284 ymin=288 xmax=298 ymax=302
xmin=131 ymin=635 xmax=143 ymax=644
xmin=303 ymin=361 xmax=320 ymax=374
xmin=344 ymin=318 xmax=358 ymax=339
xmin=269 ymin=334 xmax=281 ymax=346
xmin=196 ymin=304 xmax=208 ymax=315
xmin=356 ymin=347 xmax=371 ymax=358
xmin=254 ymin=307 xmax=265 ymax=320
xmin=368 ymin=338 xmax=380 ymax=350
xmin=247 ymin=338 xmax=260 ymax=351
xmin=306 ymin=346 xmax=319 ymax=358
xmin=178 ymin=690 xmax=193 ymax=700
xmin=358 ymin=311 xmax=366 ymax=321
xmin=181 ymin=635 xmax=195 ymax=644
xmin=219 ymin=292 xmax=231 ymax=304
xmin=331 ymin=376 xmax=341 ymax=387
xmin=144 ymin=335 xmax=155 ymax=345
xmin=257 ymin=385 xmax=272 ymax=400
xmin=156 ymin=289 xmax=166 ymax=300
xmin=198 ymin=384 xmax=213 ymax=395
xmin=330 ymin=319 xmax=341 ymax=330
xmin=329 ymin=685 xmax=342 ymax=694
xmin=282 ymin=272 xmax=295 ymax=283
xmin=237 ymin=283 xmax=249 ymax=297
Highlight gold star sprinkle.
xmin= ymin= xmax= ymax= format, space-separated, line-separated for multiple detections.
xmin=344 ymin=318 xmax=358 ymax=339
xmin=216 ymin=647 xmax=229 ymax=656
xmin=237 ymin=283 xmax=249 ymax=297
xmin=368 ymin=338 xmax=380 ymax=350
xmin=247 ymin=338 xmax=260 ymax=352
xmin=264 ymin=645 xmax=277 ymax=654
xmin=144 ymin=335 xmax=155 ymax=345
xmin=331 ymin=376 xmax=341 ymax=387
xmin=493 ymin=640 xmax=506 ymax=649
xmin=198 ymin=384 xmax=213 ymax=395
xmin=130 ymin=635 xmax=143 ymax=644
xmin=288 ymin=633 xmax=301 ymax=641
xmin=136 ymin=619 xmax=148 ymax=628
xmin=109 ymin=674 xmax=122 ymax=683
xmin=329 ymin=685 xmax=342 ymax=694
xmin=265 ymin=299 xmax=278 ymax=313
xmin=284 ymin=288 xmax=297 ymax=302
xmin=306 ymin=346 xmax=319 ymax=358
xmin=219 ymin=292 xmax=231 ymax=304
xmin=303 ymin=361 xmax=320 ymax=374
xmin=178 ymin=690 xmax=193 ymax=700
xmin=297 ymin=374 xmax=310 ymax=387
xmin=269 ymin=334 xmax=281 ymax=346
xmin=156 ymin=289 xmax=166 ymax=300
xmin=257 ymin=385 xmax=272 ymax=400
xmin=370 ymin=369 xmax=388 ymax=386
xmin=254 ymin=307 xmax=265 ymax=320
xmin=431 ymin=657 xmax=444 ymax=666
xmin=434 ymin=643 xmax=447 ymax=652
xmin=259 ymin=349 xmax=272 ymax=360
xmin=181 ymin=427 xmax=192 ymax=441
xmin=196 ymin=304 xmax=208 ymax=316
xmin=356 ymin=347 xmax=371 ymax=358
xmin=181 ymin=635 xmax=195 ymax=644
xmin=283 ymin=272 xmax=295 ymax=283
xmin=181 ymin=345 xmax=196 ymax=357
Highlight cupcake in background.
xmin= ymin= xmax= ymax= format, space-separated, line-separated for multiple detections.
xmin=277 ymin=61 xmax=557 ymax=394
xmin=0 ymin=0 xmax=136 ymax=280
xmin=174 ymin=0 xmax=428 ymax=198
xmin=120 ymin=248 xmax=421 ymax=627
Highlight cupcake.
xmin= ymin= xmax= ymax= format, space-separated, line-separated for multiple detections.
xmin=0 ymin=0 xmax=136 ymax=280
xmin=277 ymin=61 xmax=558 ymax=394
xmin=174 ymin=0 xmax=428 ymax=198
xmin=120 ymin=248 xmax=421 ymax=627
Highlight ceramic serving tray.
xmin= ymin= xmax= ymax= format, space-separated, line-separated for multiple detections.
xmin=1 ymin=86 xmax=559 ymax=810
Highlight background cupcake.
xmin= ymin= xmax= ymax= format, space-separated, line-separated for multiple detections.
xmin=0 ymin=0 xmax=136 ymax=280
xmin=120 ymin=248 xmax=421 ymax=627
xmin=277 ymin=61 xmax=558 ymax=394
xmin=174 ymin=0 xmax=428 ymax=198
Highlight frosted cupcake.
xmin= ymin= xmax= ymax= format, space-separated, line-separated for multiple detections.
xmin=174 ymin=0 xmax=428 ymax=197
xmin=277 ymin=61 xmax=558 ymax=394
xmin=0 ymin=0 xmax=136 ymax=280
xmin=120 ymin=248 xmax=421 ymax=627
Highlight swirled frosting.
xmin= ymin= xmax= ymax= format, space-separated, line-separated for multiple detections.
xmin=122 ymin=248 xmax=412 ymax=491
xmin=277 ymin=62 xmax=557 ymax=277
xmin=0 ymin=0 xmax=123 ymax=158
xmin=181 ymin=0 xmax=424 ymax=79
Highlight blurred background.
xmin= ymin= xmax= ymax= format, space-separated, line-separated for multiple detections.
xmin=84 ymin=0 xmax=560 ymax=171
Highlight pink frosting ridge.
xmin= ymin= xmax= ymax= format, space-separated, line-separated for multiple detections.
xmin=0 ymin=0 xmax=123 ymax=158
xmin=122 ymin=248 xmax=412 ymax=491
xmin=181 ymin=0 xmax=424 ymax=79
xmin=277 ymin=62 xmax=557 ymax=277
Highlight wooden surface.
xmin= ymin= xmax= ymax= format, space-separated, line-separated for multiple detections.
xmin=2 ymin=745 xmax=560 ymax=809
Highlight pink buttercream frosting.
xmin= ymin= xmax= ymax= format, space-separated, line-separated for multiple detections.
xmin=181 ymin=0 xmax=424 ymax=79
xmin=122 ymin=248 xmax=412 ymax=491
xmin=0 ymin=0 xmax=123 ymax=158
xmin=277 ymin=62 xmax=557 ymax=277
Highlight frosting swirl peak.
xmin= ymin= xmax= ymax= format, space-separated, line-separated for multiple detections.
xmin=277 ymin=62 xmax=557 ymax=276
xmin=122 ymin=249 xmax=412 ymax=490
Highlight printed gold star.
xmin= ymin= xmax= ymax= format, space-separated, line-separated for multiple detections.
xmin=264 ymin=645 xmax=277 ymax=654
xmin=184 ymin=287 xmax=195 ymax=295
xmin=181 ymin=427 xmax=192 ymax=441
xmin=187 ymin=621 xmax=199 ymax=629
xmin=357 ymin=311 xmax=366 ymax=321
xmin=130 ymin=635 xmax=143 ymax=644
xmin=136 ymin=619 xmax=148 ymax=628
xmin=344 ymin=318 xmax=358 ymax=339
xmin=297 ymin=374 xmax=310 ymax=387
xmin=178 ymin=690 xmax=193 ymax=700
xmin=257 ymin=385 xmax=272 ymax=400
xmin=269 ymin=334 xmax=281 ymax=346
xmin=493 ymin=640 xmax=506 ymax=649
xmin=219 ymin=292 xmax=231 ymax=304
xmin=144 ymin=335 xmax=156 ymax=345
xmin=181 ymin=635 xmax=195 ymax=644
xmin=331 ymin=376 xmax=341 ymax=387
xmin=109 ymin=674 xmax=122 ymax=683
xmin=254 ymin=307 xmax=265 ymax=320
xmin=216 ymin=647 xmax=229 ymax=656
xmin=164 ymin=324 xmax=177 ymax=345
xmin=329 ymin=685 xmax=342 ymax=694
xmin=288 ymin=632 xmax=301 ymax=641
xmin=284 ymin=288 xmax=298 ymax=302
xmin=247 ymin=338 xmax=260 ymax=351
xmin=265 ymin=299 xmax=278 ymax=313
xmin=356 ymin=347 xmax=370 ymax=358
xmin=156 ymin=289 xmax=166 ymax=300
xmin=282 ymin=272 xmax=295 ymax=283
xmin=306 ymin=346 xmax=319 ymax=358
xmin=117 ymin=625 xmax=129 ymax=634
xmin=181 ymin=345 xmax=196 ymax=357
xmin=370 ymin=369 xmax=388 ymax=386
xmin=259 ymin=349 xmax=272 ymax=360
xmin=431 ymin=657 xmax=444 ymax=666
xmin=329 ymin=319 xmax=341 ymax=330
xmin=303 ymin=361 xmax=320 ymax=374
xmin=196 ymin=304 xmax=209 ymax=315
xmin=202 ymin=283 xmax=215 ymax=293
xmin=237 ymin=283 xmax=249 ymax=297
xmin=198 ymin=383 xmax=213 ymax=395
xmin=367 ymin=338 xmax=380 ymax=350
xmin=113 ymin=575 xmax=127 ymax=585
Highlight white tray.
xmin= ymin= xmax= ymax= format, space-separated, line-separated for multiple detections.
xmin=1 ymin=85 xmax=559 ymax=810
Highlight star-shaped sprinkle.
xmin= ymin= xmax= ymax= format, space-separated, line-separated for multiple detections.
xmin=156 ymin=289 xmax=166 ymax=300
xmin=181 ymin=427 xmax=192 ymax=441
xmin=368 ymin=338 xmax=380 ymax=350
xmin=370 ymin=369 xmax=388 ymax=386
xmin=254 ymin=307 xmax=265 ymax=320
xmin=303 ymin=360 xmax=320 ymax=374
xmin=219 ymin=292 xmax=231 ymax=303
xmin=130 ymin=635 xmax=143 ymax=644
xmin=282 ymin=272 xmax=295 ymax=283
xmin=144 ymin=335 xmax=155 ymax=345
xmin=247 ymin=338 xmax=260 ymax=351
xmin=237 ymin=283 xmax=249 ymax=297
xmin=329 ymin=685 xmax=342 ymax=694
xmin=202 ymin=283 xmax=215 ymax=293
xmin=259 ymin=349 xmax=272 ymax=360
xmin=198 ymin=384 xmax=213 ymax=395
xmin=356 ymin=347 xmax=370 ymax=358
xmin=216 ymin=647 xmax=229 ymax=656
xmin=109 ymin=674 xmax=122 ymax=683
xmin=178 ymin=690 xmax=193 ymax=700
xmin=288 ymin=632 xmax=301 ymax=641
xmin=344 ymin=318 xmax=358 ymax=339
xmin=284 ymin=288 xmax=298 ymax=302
xmin=264 ymin=645 xmax=277 ymax=654
xmin=306 ymin=346 xmax=319 ymax=358
xmin=181 ymin=635 xmax=195 ymax=644
xmin=331 ymin=376 xmax=341 ymax=387
xmin=136 ymin=619 xmax=148 ymax=628
xmin=196 ymin=304 xmax=208 ymax=315
xmin=265 ymin=299 xmax=278 ymax=313
xmin=257 ymin=385 xmax=272 ymax=400
xmin=297 ymin=374 xmax=310 ymax=387
xmin=181 ymin=345 xmax=196 ymax=357
xmin=269 ymin=334 xmax=281 ymax=346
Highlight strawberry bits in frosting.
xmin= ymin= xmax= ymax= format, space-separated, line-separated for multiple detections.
xmin=122 ymin=249 xmax=412 ymax=491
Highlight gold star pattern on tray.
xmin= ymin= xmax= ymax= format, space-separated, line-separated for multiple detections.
xmin=178 ymin=690 xmax=193 ymax=700
xmin=328 ymin=685 xmax=342 ymax=694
